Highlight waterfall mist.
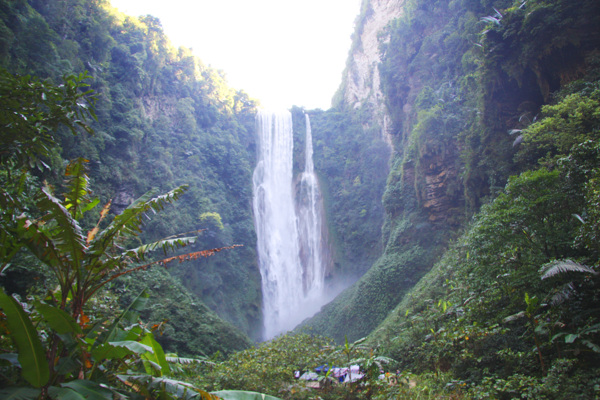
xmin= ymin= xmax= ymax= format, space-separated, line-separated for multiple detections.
xmin=252 ymin=110 xmax=331 ymax=340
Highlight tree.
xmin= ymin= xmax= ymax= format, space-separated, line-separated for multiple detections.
xmin=0 ymin=68 xmax=234 ymax=398
xmin=0 ymin=68 xmax=95 ymax=171
xmin=0 ymin=158 xmax=245 ymax=399
xmin=0 ymin=68 xmax=96 ymax=281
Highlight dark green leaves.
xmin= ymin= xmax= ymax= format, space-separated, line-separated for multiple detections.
xmin=211 ymin=391 xmax=284 ymax=400
xmin=0 ymin=289 xmax=49 ymax=388
xmin=91 ymin=341 xmax=152 ymax=361
xmin=50 ymin=380 xmax=113 ymax=400
xmin=34 ymin=302 xmax=82 ymax=335
xmin=0 ymin=387 xmax=41 ymax=400
xmin=0 ymin=69 xmax=96 ymax=171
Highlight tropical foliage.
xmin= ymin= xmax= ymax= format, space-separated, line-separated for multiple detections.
xmin=2 ymin=0 xmax=600 ymax=398
xmin=300 ymin=0 xmax=600 ymax=396
xmin=0 ymin=0 xmax=261 ymax=343
xmin=197 ymin=333 xmax=399 ymax=400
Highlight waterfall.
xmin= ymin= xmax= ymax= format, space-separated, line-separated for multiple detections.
xmin=296 ymin=114 xmax=325 ymax=298
xmin=252 ymin=110 xmax=328 ymax=340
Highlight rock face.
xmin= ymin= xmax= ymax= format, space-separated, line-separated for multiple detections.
xmin=341 ymin=0 xmax=461 ymax=223
xmin=341 ymin=0 xmax=405 ymax=141
xmin=419 ymin=152 xmax=460 ymax=223
xmin=111 ymin=188 xmax=135 ymax=214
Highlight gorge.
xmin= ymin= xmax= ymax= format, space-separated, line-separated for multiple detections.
xmin=1 ymin=0 xmax=600 ymax=398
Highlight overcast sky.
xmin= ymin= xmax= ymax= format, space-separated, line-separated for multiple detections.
xmin=110 ymin=0 xmax=361 ymax=110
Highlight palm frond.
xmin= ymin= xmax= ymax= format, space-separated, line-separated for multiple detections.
xmin=512 ymin=134 xmax=524 ymax=147
xmin=156 ymin=244 xmax=243 ymax=267
xmin=84 ymin=236 xmax=197 ymax=277
xmin=125 ymin=236 xmax=197 ymax=260
xmin=86 ymin=244 xmax=243 ymax=302
xmin=540 ymin=260 xmax=598 ymax=280
xmin=166 ymin=356 xmax=211 ymax=365
xmin=481 ymin=16 xmax=501 ymax=25
xmin=88 ymin=185 xmax=188 ymax=258
xmin=37 ymin=186 xmax=86 ymax=270
xmin=63 ymin=158 xmax=97 ymax=220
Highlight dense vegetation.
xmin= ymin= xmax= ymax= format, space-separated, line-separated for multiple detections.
xmin=2 ymin=0 xmax=600 ymax=398
xmin=0 ymin=68 xmax=245 ymax=397
xmin=298 ymin=0 xmax=600 ymax=397
xmin=0 ymin=0 xmax=262 ymax=350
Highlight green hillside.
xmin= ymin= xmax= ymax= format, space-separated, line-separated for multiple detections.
xmin=1 ymin=0 xmax=600 ymax=398
xmin=0 ymin=0 xmax=260 ymax=354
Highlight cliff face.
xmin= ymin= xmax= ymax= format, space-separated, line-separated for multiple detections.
xmin=342 ymin=0 xmax=465 ymax=226
xmin=339 ymin=0 xmax=405 ymax=141
xmin=307 ymin=0 xmax=600 ymax=346
xmin=343 ymin=0 xmax=404 ymax=107
xmin=339 ymin=1 xmax=462 ymax=225
xmin=417 ymin=151 xmax=460 ymax=223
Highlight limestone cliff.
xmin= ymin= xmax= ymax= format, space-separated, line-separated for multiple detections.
xmin=303 ymin=0 xmax=465 ymax=341
xmin=336 ymin=0 xmax=405 ymax=142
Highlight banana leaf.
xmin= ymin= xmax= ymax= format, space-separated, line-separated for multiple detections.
xmin=211 ymin=390 xmax=284 ymax=400
xmin=0 ymin=289 xmax=49 ymax=387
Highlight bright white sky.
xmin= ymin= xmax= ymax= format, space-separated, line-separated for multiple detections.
xmin=110 ymin=0 xmax=361 ymax=110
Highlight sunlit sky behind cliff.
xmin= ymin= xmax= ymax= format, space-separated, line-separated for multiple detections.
xmin=110 ymin=0 xmax=361 ymax=110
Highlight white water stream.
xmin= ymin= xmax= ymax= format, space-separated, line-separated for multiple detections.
xmin=252 ymin=110 xmax=328 ymax=340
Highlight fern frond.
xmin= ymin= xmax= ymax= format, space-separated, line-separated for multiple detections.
xmin=540 ymin=260 xmax=597 ymax=280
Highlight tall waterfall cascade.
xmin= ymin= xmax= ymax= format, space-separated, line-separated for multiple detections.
xmin=253 ymin=110 xmax=330 ymax=340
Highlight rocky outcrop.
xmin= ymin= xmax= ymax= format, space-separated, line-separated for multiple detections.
xmin=111 ymin=188 xmax=135 ymax=214
xmin=341 ymin=0 xmax=405 ymax=142
xmin=420 ymin=153 xmax=459 ymax=223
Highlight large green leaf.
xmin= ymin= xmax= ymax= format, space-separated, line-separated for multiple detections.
xmin=211 ymin=390 xmax=285 ymax=400
xmin=37 ymin=186 xmax=86 ymax=269
xmin=49 ymin=380 xmax=113 ymax=400
xmin=117 ymin=374 xmax=218 ymax=399
xmin=140 ymin=333 xmax=170 ymax=376
xmin=35 ymin=302 xmax=82 ymax=335
xmin=0 ymin=289 xmax=49 ymax=387
xmin=101 ymin=290 xmax=149 ymax=343
xmin=565 ymin=333 xmax=579 ymax=343
xmin=91 ymin=340 xmax=152 ymax=361
xmin=0 ymin=387 xmax=41 ymax=400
